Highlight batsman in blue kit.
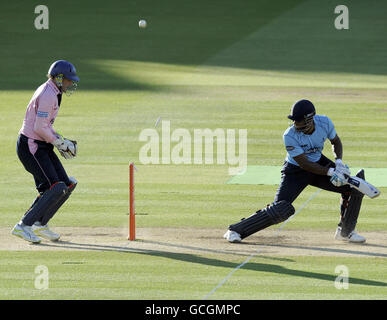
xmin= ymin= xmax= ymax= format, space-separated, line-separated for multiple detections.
xmin=224 ymin=99 xmax=366 ymax=244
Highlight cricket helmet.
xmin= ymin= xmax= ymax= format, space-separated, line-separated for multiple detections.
xmin=48 ymin=60 xmax=79 ymax=95
xmin=288 ymin=99 xmax=316 ymax=133
xmin=48 ymin=60 xmax=79 ymax=82
xmin=288 ymin=99 xmax=315 ymax=121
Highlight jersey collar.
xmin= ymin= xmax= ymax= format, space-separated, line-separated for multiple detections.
xmin=47 ymin=79 xmax=61 ymax=95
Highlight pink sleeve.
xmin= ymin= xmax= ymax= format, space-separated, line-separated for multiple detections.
xmin=33 ymin=94 xmax=57 ymax=143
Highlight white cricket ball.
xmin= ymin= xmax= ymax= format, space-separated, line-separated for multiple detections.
xmin=139 ymin=19 xmax=147 ymax=28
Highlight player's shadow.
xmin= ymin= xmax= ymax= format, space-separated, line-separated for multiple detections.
xmin=244 ymin=242 xmax=387 ymax=258
xmin=39 ymin=240 xmax=387 ymax=288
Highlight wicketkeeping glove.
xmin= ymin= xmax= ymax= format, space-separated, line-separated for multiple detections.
xmin=52 ymin=136 xmax=77 ymax=159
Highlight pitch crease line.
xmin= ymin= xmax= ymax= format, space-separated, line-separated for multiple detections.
xmin=202 ymin=253 xmax=258 ymax=300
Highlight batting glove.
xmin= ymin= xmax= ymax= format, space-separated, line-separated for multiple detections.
xmin=327 ymin=167 xmax=348 ymax=187
xmin=335 ymin=159 xmax=351 ymax=177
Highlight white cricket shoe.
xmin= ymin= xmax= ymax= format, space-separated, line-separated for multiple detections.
xmin=11 ymin=223 xmax=41 ymax=243
xmin=334 ymin=227 xmax=366 ymax=243
xmin=32 ymin=222 xmax=60 ymax=241
xmin=223 ymin=230 xmax=242 ymax=243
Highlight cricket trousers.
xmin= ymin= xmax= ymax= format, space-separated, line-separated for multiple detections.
xmin=16 ymin=134 xmax=71 ymax=225
xmin=274 ymin=154 xmax=352 ymax=227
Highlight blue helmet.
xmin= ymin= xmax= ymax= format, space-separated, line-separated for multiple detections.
xmin=48 ymin=60 xmax=79 ymax=82
xmin=288 ymin=99 xmax=315 ymax=122
xmin=288 ymin=99 xmax=316 ymax=133
xmin=48 ymin=60 xmax=79 ymax=95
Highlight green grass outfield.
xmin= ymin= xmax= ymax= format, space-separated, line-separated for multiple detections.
xmin=0 ymin=251 xmax=386 ymax=300
xmin=0 ymin=0 xmax=386 ymax=300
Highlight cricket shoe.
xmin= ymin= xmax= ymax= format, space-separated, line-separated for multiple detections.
xmin=223 ymin=230 xmax=242 ymax=243
xmin=32 ymin=222 xmax=60 ymax=241
xmin=11 ymin=223 xmax=41 ymax=244
xmin=334 ymin=227 xmax=366 ymax=243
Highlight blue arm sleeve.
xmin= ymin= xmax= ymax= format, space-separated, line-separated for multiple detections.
xmin=283 ymin=134 xmax=304 ymax=158
xmin=326 ymin=117 xmax=336 ymax=140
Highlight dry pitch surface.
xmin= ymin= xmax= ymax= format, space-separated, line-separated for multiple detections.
xmin=2 ymin=227 xmax=386 ymax=259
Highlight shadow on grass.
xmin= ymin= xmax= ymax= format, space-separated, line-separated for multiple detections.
xmin=39 ymin=240 xmax=387 ymax=288
xmin=245 ymin=243 xmax=387 ymax=258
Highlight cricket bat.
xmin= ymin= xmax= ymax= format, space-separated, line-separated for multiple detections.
xmin=344 ymin=175 xmax=380 ymax=199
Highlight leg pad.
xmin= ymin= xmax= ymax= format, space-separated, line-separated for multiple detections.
xmin=22 ymin=182 xmax=69 ymax=226
xmin=340 ymin=170 xmax=365 ymax=236
xmin=229 ymin=200 xmax=295 ymax=239
xmin=40 ymin=178 xmax=77 ymax=225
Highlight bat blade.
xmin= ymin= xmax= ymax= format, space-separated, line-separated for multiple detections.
xmin=346 ymin=176 xmax=380 ymax=199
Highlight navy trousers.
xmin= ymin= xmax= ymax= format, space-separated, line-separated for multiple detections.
xmin=274 ymin=154 xmax=352 ymax=225
xmin=16 ymin=134 xmax=71 ymax=225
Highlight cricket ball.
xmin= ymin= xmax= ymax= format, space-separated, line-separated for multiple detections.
xmin=139 ymin=19 xmax=147 ymax=28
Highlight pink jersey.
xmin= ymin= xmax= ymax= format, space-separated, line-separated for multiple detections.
xmin=19 ymin=79 xmax=61 ymax=144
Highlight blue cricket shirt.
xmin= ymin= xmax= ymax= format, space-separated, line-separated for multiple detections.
xmin=283 ymin=115 xmax=337 ymax=166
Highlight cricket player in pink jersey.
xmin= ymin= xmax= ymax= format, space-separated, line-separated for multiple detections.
xmin=12 ymin=60 xmax=80 ymax=243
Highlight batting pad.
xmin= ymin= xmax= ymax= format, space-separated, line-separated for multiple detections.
xmin=226 ymin=166 xmax=387 ymax=187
